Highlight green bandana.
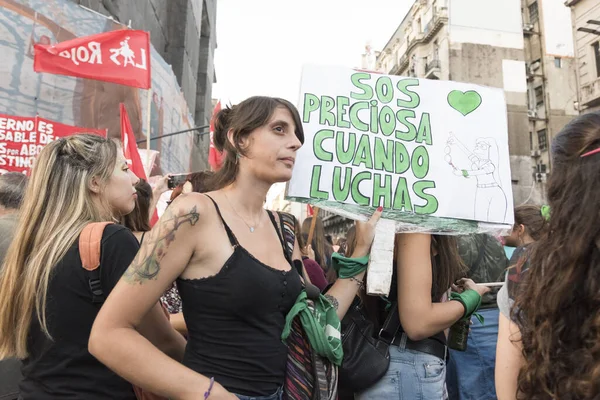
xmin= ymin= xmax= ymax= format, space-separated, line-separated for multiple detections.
xmin=281 ymin=291 xmax=343 ymax=366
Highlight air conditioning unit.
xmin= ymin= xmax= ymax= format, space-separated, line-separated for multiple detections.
xmin=530 ymin=60 xmax=541 ymax=71
xmin=528 ymin=110 xmax=537 ymax=118
xmin=523 ymin=23 xmax=534 ymax=31
xmin=535 ymin=172 xmax=548 ymax=183
xmin=531 ymin=149 xmax=541 ymax=157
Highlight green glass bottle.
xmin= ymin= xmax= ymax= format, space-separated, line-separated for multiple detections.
xmin=448 ymin=318 xmax=470 ymax=351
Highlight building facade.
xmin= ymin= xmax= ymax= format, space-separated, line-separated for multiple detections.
xmin=567 ymin=0 xmax=600 ymax=114
xmin=376 ymin=0 xmax=578 ymax=205
xmin=72 ymin=0 xmax=217 ymax=170
xmin=522 ymin=0 xmax=578 ymax=188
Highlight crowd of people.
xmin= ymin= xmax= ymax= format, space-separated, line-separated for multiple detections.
xmin=0 ymin=97 xmax=597 ymax=400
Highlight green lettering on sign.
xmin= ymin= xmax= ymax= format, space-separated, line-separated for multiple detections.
xmin=336 ymin=131 xmax=356 ymax=165
xmin=313 ymin=129 xmax=334 ymax=162
xmin=320 ymin=96 xmax=335 ymax=126
xmin=310 ymin=165 xmax=329 ymax=200
xmin=373 ymin=174 xmax=392 ymax=209
xmin=349 ymin=102 xmax=369 ymax=132
xmin=395 ymin=110 xmax=417 ymax=142
xmin=413 ymin=181 xmax=439 ymax=214
xmin=351 ymin=171 xmax=371 ymax=206
xmin=333 ymin=166 xmax=352 ymax=202
xmin=411 ymin=146 xmax=430 ymax=179
xmin=352 ymin=135 xmax=373 ymax=169
xmin=303 ymin=93 xmax=319 ymax=123
xmin=393 ymin=177 xmax=413 ymax=212
xmin=350 ymin=73 xmax=373 ymax=100
xmin=336 ymin=96 xmax=351 ymax=129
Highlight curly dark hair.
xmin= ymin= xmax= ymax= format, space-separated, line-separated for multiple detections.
xmin=513 ymin=111 xmax=600 ymax=399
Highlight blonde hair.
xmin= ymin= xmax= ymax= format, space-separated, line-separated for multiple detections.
xmin=0 ymin=134 xmax=118 ymax=359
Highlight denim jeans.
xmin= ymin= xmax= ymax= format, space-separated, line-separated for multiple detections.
xmin=355 ymin=336 xmax=447 ymax=400
xmin=234 ymin=386 xmax=283 ymax=400
xmin=446 ymin=307 xmax=499 ymax=400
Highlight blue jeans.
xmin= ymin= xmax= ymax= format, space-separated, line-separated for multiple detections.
xmin=355 ymin=336 xmax=447 ymax=400
xmin=234 ymin=386 xmax=283 ymax=400
xmin=446 ymin=307 xmax=499 ymax=400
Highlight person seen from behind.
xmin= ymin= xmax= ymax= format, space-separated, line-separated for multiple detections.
xmin=355 ymin=233 xmax=490 ymax=400
xmin=495 ymin=112 xmax=600 ymax=399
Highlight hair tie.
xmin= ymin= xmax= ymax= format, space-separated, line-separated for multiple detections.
xmin=540 ymin=205 xmax=550 ymax=221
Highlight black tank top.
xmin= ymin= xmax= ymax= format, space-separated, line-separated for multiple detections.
xmin=177 ymin=196 xmax=303 ymax=397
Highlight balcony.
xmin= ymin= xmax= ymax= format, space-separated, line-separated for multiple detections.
xmin=580 ymin=77 xmax=600 ymax=108
xmin=425 ymin=59 xmax=441 ymax=79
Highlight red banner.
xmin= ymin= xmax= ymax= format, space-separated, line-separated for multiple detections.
xmin=121 ymin=103 xmax=147 ymax=180
xmin=208 ymin=100 xmax=224 ymax=171
xmin=0 ymin=114 xmax=106 ymax=174
xmin=34 ymin=30 xmax=151 ymax=89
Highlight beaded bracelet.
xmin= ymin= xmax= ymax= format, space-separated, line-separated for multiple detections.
xmin=204 ymin=377 xmax=215 ymax=400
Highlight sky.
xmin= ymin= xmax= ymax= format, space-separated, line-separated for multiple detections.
xmin=212 ymin=0 xmax=410 ymax=105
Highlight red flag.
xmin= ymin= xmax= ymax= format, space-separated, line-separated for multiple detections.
xmin=307 ymin=204 xmax=314 ymax=217
xmin=208 ymin=100 xmax=225 ymax=171
xmin=120 ymin=104 xmax=147 ymax=180
xmin=34 ymin=30 xmax=151 ymax=89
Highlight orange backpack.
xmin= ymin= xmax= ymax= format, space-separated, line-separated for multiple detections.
xmin=79 ymin=222 xmax=168 ymax=400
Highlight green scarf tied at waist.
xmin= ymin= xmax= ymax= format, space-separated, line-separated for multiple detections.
xmin=281 ymin=290 xmax=343 ymax=366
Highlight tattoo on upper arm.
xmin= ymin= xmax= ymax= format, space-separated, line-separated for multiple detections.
xmin=324 ymin=294 xmax=339 ymax=310
xmin=123 ymin=206 xmax=200 ymax=285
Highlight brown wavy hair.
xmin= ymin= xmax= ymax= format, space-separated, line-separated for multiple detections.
xmin=208 ymin=97 xmax=304 ymax=190
xmin=513 ymin=204 xmax=549 ymax=241
xmin=513 ymin=111 xmax=600 ymax=399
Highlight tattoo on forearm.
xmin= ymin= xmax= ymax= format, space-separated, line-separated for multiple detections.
xmin=123 ymin=206 xmax=199 ymax=284
xmin=324 ymin=294 xmax=339 ymax=310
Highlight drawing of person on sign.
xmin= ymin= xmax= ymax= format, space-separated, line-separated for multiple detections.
xmin=446 ymin=133 xmax=508 ymax=223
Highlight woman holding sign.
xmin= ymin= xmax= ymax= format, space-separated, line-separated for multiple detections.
xmin=354 ymin=233 xmax=490 ymax=400
xmin=89 ymin=96 xmax=382 ymax=400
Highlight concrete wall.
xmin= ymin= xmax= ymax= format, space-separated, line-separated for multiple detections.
xmin=71 ymin=0 xmax=217 ymax=171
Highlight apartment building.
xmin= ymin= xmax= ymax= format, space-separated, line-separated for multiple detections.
xmin=522 ymin=0 xmax=578 ymax=187
xmin=376 ymin=0 xmax=578 ymax=204
xmin=567 ymin=0 xmax=600 ymax=114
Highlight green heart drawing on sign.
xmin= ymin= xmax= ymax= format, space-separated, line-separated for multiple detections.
xmin=447 ymin=90 xmax=482 ymax=116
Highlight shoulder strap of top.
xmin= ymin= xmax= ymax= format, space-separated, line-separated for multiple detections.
xmin=204 ymin=194 xmax=238 ymax=246
xmin=140 ymin=231 xmax=147 ymax=246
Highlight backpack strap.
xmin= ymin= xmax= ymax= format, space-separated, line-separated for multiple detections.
xmin=79 ymin=222 xmax=113 ymax=304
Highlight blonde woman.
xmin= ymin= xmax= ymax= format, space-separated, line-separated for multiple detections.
xmin=0 ymin=134 xmax=186 ymax=399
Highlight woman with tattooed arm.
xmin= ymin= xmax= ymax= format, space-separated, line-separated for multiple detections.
xmin=89 ymin=96 xmax=381 ymax=400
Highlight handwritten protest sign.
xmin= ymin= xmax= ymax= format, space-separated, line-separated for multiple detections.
xmin=287 ymin=65 xmax=514 ymax=234
xmin=0 ymin=114 xmax=106 ymax=174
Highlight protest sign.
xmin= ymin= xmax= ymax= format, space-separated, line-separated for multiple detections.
xmin=287 ymin=65 xmax=514 ymax=234
xmin=0 ymin=113 xmax=106 ymax=174
xmin=34 ymin=29 xmax=151 ymax=89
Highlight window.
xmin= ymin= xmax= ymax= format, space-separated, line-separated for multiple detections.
xmin=537 ymin=129 xmax=547 ymax=150
xmin=593 ymin=41 xmax=600 ymax=77
xmin=529 ymin=131 xmax=533 ymax=151
xmin=529 ymin=2 xmax=539 ymax=24
xmin=554 ymin=57 xmax=562 ymax=68
xmin=535 ymin=85 xmax=544 ymax=107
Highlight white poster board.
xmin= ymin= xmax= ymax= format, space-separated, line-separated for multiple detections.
xmin=287 ymin=65 xmax=514 ymax=234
